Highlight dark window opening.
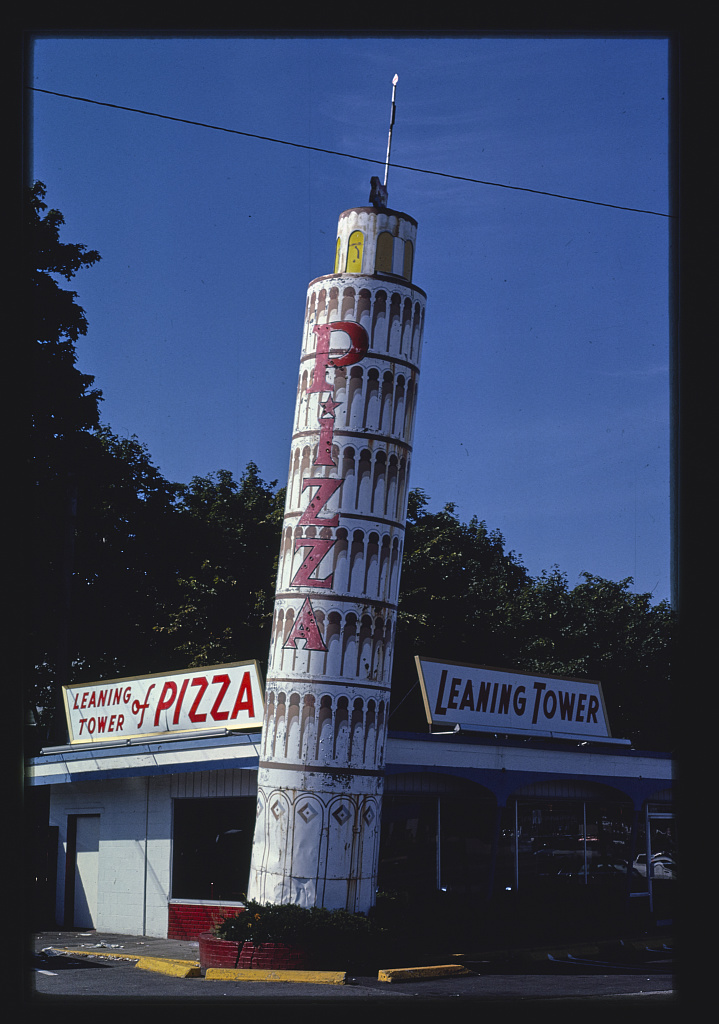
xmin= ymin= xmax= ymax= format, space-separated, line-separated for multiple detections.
xmin=377 ymin=791 xmax=495 ymax=898
xmin=171 ymin=797 xmax=255 ymax=901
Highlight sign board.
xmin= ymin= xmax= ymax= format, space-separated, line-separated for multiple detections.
xmin=62 ymin=661 xmax=264 ymax=744
xmin=416 ymin=657 xmax=625 ymax=743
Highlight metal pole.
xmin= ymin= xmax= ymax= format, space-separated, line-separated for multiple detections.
xmin=514 ymin=800 xmax=519 ymax=891
xmin=142 ymin=776 xmax=150 ymax=935
xmin=436 ymin=795 xmax=441 ymax=890
xmin=583 ymin=801 xmax=588 ymax=884
xmin=383 ymin=75 xmax=398 ymax=188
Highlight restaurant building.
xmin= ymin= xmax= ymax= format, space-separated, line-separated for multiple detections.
xmin=25 ymin=657 xmax=674 ymax=939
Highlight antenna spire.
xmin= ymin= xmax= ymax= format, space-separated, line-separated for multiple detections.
xmin=384 ymin=74 xmax=399 ymax=187
xmin=370 ymin=75 xmax=398 ymax=209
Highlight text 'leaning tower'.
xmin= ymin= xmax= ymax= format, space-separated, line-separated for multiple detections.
xmin=247 ymin=173 xmax=426 ymax=913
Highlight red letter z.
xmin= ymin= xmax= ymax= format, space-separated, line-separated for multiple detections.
xmin=290 ymin=537 xmax=336 ymax=588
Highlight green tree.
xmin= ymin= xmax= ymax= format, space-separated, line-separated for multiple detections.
xmin=27 ymin=181 xmax=104 ymax=743
xmin=155 ymin=464 xmax=284 ymax=671
xmin=391 ymin=490 xmax=532 ymax=731
xmin=391 ymin=491 xmax=674 ymax=749
xmin=510 ymin=569 xmax=674 ymax=749
xmin=28 ymin=181 xmax=103 ymax=451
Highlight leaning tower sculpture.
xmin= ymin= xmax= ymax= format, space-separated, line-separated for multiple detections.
xmin=247 ymin=94 xmax=426 ymax=912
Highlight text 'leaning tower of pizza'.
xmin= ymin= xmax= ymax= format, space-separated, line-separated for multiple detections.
xmin=248 ymin=79 xmax=427 ymax=913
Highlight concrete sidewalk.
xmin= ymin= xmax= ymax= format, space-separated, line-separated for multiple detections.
xmin=31 ymin=927 xmax=674 ymax=979
xmin=33 ymin=929 xmax=203 ymax=963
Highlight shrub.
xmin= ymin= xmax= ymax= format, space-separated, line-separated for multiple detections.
xmin=213 ymin=899 xmax=387 ymax=969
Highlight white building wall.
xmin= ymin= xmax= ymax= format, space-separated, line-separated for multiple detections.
xmin=49 ymin=775 xmax=173 ymax=938
xmin=47 ymin=766 xmax=260 ymax=936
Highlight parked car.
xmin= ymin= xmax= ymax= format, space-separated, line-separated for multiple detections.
xmin=632 ymin=853 xmax=676 ymax=879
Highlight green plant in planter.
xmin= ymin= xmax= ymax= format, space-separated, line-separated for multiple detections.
xmin=213 ymin=899 xmax=387 ymax=969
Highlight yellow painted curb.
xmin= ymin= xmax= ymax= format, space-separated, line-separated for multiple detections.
xmin=135 ymin=957 xmax=202 ymax=978
xmin=205 ymin=967 xmax=346 ymax=985
xmin=377 ymin=964 xmax=474 ymax=983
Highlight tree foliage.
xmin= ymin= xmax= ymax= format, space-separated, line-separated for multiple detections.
xmin=391 ymin=490 xmax=674 ymax=749
xmin=27 ymin=182 xmax=105 ymax=742
xmin=154 ymin=465 xmax=284 ymax=669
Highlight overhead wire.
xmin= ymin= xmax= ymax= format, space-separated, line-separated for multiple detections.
xmin=29 ymin=87 xmax=672 ymax=219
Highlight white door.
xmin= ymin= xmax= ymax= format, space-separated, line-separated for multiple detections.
xmin=73 ymin=815 xmax=100 ymax=928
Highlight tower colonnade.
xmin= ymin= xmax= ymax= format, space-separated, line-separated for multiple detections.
xmin=247 ymin=196 xmax=426 ymax=912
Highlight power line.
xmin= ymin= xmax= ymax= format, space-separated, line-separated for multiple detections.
xmin=29 ymin=87 xmax=672 ymax=219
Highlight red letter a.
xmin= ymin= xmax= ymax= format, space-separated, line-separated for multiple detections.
xmin=283 ymin=597 xmax=328 ymax=652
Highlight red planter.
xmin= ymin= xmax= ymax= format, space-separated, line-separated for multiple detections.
xmin=199 ymin=931 xmax=243 ymax=969
xmin=238 ymin=941 xmax=310 ymax=970
xmin=198 ymin=932 xmax=311 ymax=971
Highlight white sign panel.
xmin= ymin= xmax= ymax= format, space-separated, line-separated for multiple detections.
xmin=63 ymin=661 xmax=264 ymax=744
xmin=416 ymin=657 xmax=619 ymax=742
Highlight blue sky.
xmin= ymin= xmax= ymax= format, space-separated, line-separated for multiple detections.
xmin=28 ymin=34 xmax=672 ymax=604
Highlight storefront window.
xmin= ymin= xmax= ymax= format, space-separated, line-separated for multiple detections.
xmin=171 ymin=797 xmax=255 ymax=901
xmin=377 ymin=794 xmax=438 ymax=894
xmin=496 ymin=787 xmax=636 ymax=893
xmin=377 ymin=780 xmax=495 ymax=899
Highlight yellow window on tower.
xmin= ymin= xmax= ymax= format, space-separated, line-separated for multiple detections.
xmin=375 ymin=232 xmax=394 ymax=274
xmin=402 ymin=240 xmax=414 ymax=281
xmin=334 ymin=237 xmax=341 ymax=273
xmin=346 ymin=231 xmax=364 ymax=273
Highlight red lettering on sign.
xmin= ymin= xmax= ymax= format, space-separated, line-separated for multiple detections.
xmin=290 ymin=537 xmax=336 ymax=589
xmin=188 ymin=677 xmax=209 ymax=722
xmin=230 ymin=671 xmax=255 ymax=719
xmin=131 ymin=683 xmax=155 ymax=728
xmin=154 ymin=681 xmax=177 ymax=726
xmin=283 ymin=597 xmax=328 ymax=651
xmin=172 ymin=679 xmax=190 ymax=724
xmin=210 ymin=673 xmax=232 ymax=721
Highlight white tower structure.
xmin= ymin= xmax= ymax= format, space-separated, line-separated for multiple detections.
xmin=248 ymin=83 xmax=426 ymax=914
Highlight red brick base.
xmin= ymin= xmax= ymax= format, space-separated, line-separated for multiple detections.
xmin=198 ymin=933 xmax=311 ymax=971
xmin=238 ymin=941 xmax=310 ymax=970
xmin=168 ymin=901 xmax=245 ymax=940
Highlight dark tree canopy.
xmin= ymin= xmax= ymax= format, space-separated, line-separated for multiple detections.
xmin=154 ymin=464 xmax=284 ymax=670
xmin=390 ymin=492 xmax=674 ymax=750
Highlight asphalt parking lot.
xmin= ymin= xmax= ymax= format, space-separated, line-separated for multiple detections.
xmin=25 ymin=931 xmax=676 ymax=1006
